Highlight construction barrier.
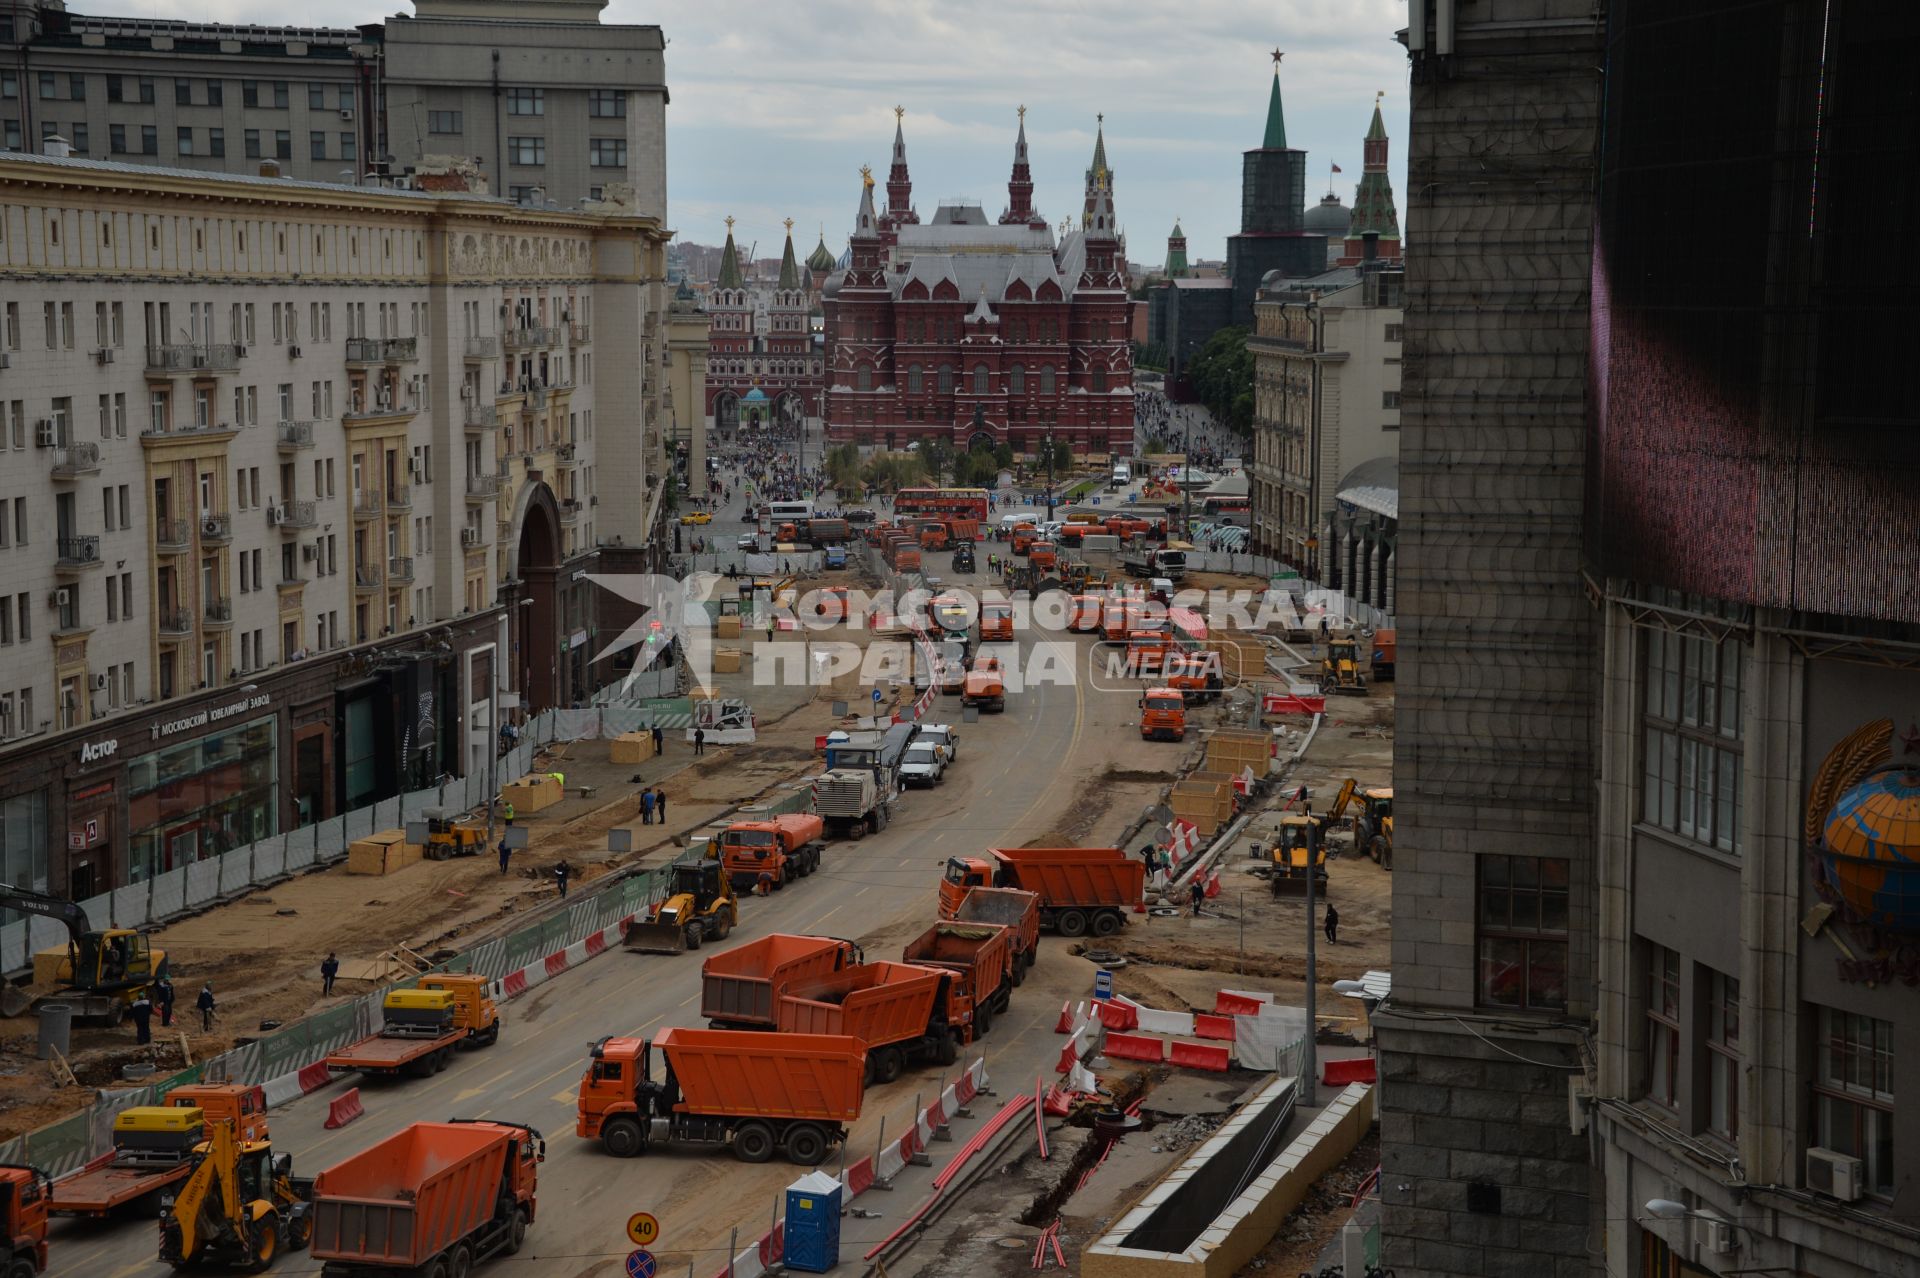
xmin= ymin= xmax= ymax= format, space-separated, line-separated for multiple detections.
xmin=1093 ymin=1000 xmax=1138 ymax=1032
xmin=1103 ymin=1032 xmax=1167 ymax=1063
xmin=323 ymin=1088 xmax=365 ymax=1130
xmin=1322 ymin=1056 xmax=1378 ymax=1086
xmin=1194 ymin=1012 xmax=1238 ymax=1041
xmin=1169 ymin=1041 xmax=1232 ymax=1072
xmin=1215 ymin=990 xmax=1266 ymax=1016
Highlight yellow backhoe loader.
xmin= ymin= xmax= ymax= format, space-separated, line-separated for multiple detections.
xmin=157 ymin=1119 xmax=310 ymax=1272
xmin=1320 ymin=633 xmax=1368 ymax=695
xmin=623 ymin=853 xmax=738 ymax=955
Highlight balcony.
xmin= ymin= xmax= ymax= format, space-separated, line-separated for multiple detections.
xmin=503 ymin=326 xmax=560 ymax=352
xmin=555 ymin=442 xmax=580 ymax=467
xmin=464 ymin=404 xmax=498 ymax=433
xmin=271 ymin=500 xmax=316 ymax=530
xmin=559 ymin=499 xmax=582 ymax=525
xmin=352 ymin=491 xmax=382 ymax=520
xmin=56 ymin=535 xmax=103 ymax=570
xmin=570 ymin=322 xmax=590 ymax=344
xmin=203 ymin=597 xmax=233 ymax=628
xmin=155 ymin=517 xmax=191 ymax=552
xmin=353 ymin=564 xmax=383 ymax=592
xmin=385 ymin=485 xmax=413 ymax=511
xmin=345 ymin=337 xmax=419 ymax=366
xmin=51 ymin=443 xmax=101 ymax=479
xmin=464 ymin=336 xmax=498 ymax=361
xmin=465 ymin=474 xmax=501 ymax=503
xmin=197 ymin=513 xmax=232 ymax=544
xmin=139 ymin=419 xmax=238 ymax=444
xmin=342 ymin=395 xmax=420 ymax=425
xmin=158 ymin=607 xmax=194 ymax=636
xmin=145 ymin=343 xmax=242 ymax=376
xmin=388 ymin=556 xmax=415 ymax=584
xmin=525 ymin=387 xmax=549 ymax=413
xmin=276 ymin=421 xmax=316 ymax=452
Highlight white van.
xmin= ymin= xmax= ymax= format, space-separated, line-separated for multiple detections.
xmin=1109 ymin=461 xmax=1132 ymax=489
xmin=768 ymin=500 xmax=814 ymax=522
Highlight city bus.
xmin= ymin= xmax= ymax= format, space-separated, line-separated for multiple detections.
xmin=894 ymin=488 xmax=991 ymax=523
xmin=1201 ymin=495 xmax=1250 ymax=519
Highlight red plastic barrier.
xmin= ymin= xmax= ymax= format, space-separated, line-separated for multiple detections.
xmin=501 ymin=969 xmax=529 ymax=998
xmin=844 ymin=1156 xmax=876 ymax=1196
xmin=925 ymin=1093 xmax=947 ymax=1129
xmin=1056 ymin=1037 xmax=1081 ymax=1074
xmin=1094 ymin=1000 xmax=1138 ymax=1031
xmin=956 ymin=1069 xmax=978 ymax=1105
xmin=1215 ymin=991 xmax=1264 ymax=1016
xmin=296 ymin=1061 xmax=332 ymax=1092
xmin=815 ymin=735 xmax=830 ymax=753
xmin=758 ymin=1220 xmax=784 ymax=1265
xmin=1103 ymin=1032 xmax=1166 ymax=1063
xmin=323 ymin=1087 xmax=365 ymax=1130
xmin=1322 ymin=1056 xmax=1379 ymax=1085
xmin=1055 ymin=1001 xmax=1073 ymax=1033
xmin=1205 ymin=869 xmax=1222 ymax=899
xmin=1194 ymin=1013 xmax=1237 ymax=1041
xmin=583 ymin=930 xmax=609 ymax=958
xmin=1263 ymin=693 xmax=1327 ymax=716
xmin=1170 ymin=1041 xmax=1231 ymax=1072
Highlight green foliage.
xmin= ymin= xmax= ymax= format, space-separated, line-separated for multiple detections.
xmin=1131 ymin=340 xmax=1169 ymax=372
xmin=951 ymin=446 xmax=1000 ymax=489
xmin=993 ymin=442 xmax=1014 ymax=470
xmin=860 ymin=452 xmax=929 ymax=494
xmin=1043 ymin=438 xmax=1073 ymax=473
xmin=1183 ymin=327 xmax=1255 ymax=436
xmin=825 ymin=443 xmax=864 ymax=495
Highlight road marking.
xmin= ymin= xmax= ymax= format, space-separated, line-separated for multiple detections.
xmin=627 ymin=1014 xmax=664 ymax=1035
xmin=506 ymin=1053 xmax=596 ymax=1101
xmin=452 ymin=1065 xmax=516 ymax=1102
xmin=852 ymin=886 xmax=870 ymax=898
xmin=814 ymin=905 xmax=842 ymax=927
xmin=679 ymin=992 xmax=698 ymax=1007
xmin=552 ymin=1087 xmax=577 ymax=1105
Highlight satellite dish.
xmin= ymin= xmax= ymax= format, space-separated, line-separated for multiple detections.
xmin=1144 ymin=802 xmax=1174 ymax=827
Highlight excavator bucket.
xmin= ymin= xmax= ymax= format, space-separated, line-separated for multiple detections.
xmin=622 ymin=913 xmax=689 ymax=955
xmin=0 ymin=985 xmax=31 ymax=1017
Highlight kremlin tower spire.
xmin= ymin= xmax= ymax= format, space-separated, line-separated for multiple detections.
xmin=1083 ymin=113 xmax=1113 ymax=225
xmin=1001 ymin=105 xmax=1046 ymax=229
xmin=1338 ymin=91 xmax=1404 ymax=266
xmin=716 ymin=215 xmax=743 ymax=291
xmin=881 ymin=106 xmax=919 ymax=239
xmin=777 ymin=219 xmax=801 ymax=290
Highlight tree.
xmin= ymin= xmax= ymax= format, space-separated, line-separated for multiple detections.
xmin=1182 ymin=327 xmax=1255 ymax=437
xmin=1131 ymin=340 xmax=1170 ymax=372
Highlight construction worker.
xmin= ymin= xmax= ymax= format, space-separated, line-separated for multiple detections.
xmin=640 ymin=789 xmax=657 ymax=825
xmin=555 ymin=861 xmax=571 ymax=898
xmin=320 ymin=951 xmax=340 ymax=996
xmin=1324 ymin=903 xmax=1340 ymax=945
xmin=497 ymin=839 xmax=511 ymax=875
xmin=1189 ymin=879 xmax=1204 ymax=918
xmin=654 ymin=787 xmax=668 ymax=822
xmin=155 ymin=976 xmax=175 ymax=1028
xmin=503 ymin=800 xmax=516 ymax=826
xmin=196 ymin=983 xmax=217 ymax=1032
xmin=130 ymin=988 xmax=153 ymax=1046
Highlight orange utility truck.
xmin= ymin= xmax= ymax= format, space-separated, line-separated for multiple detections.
xmin=51 ymin=1084 xmax=265 ymax=1218
xmin=715 ymin=813 xmax=826 ymax=891
xmin=943 ymin=885 xmax=1041 ymax=985
xmin=701 ymin=934 xmax=862 ymax=1029
xmin=962 ymin=656 xmax=1006 ymax=713
xmin=0 ymin=1165 xmax=48 ymax=1274
xmin=1139 ymin=686 xmax=1187 ymax=741
xmin=308 ymin=1119 xmax=543 ymax=1276
xmin=776 ymin=960 xmax=961 ymax=1083
xmin=324 ymin=973 xmax=499 ymax=1079
xmin=900 ymin=922 xmax=1016 ymax=1039
xmin=576 ymin=1029 xmax=865 ymax=1165
xmin=939 ymin=847 xmax=1145 ymax=938
xmin=979 ymin=600 xmax=1014 ymax=643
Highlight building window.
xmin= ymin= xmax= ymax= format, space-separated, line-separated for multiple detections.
xmin=340 ymin=133 xmax=355 ymax=162
xmin=243 ymin=80 xmax=259 ymax=108
xmin=1385 ymin=323 xmax=1404 ymax=342
xmin=937 ymin=365 xmax=953 ymax=395
xmin=428 ymin=110 xmax=462 ymax=134
xmin=1039 ymin=365 xmax=1055 ymax=394
xmin=588 ymin=89 xmax=625 ymax=118
xmin=208 ymin=128 xmax=224 ymax=158
xmin=207 ymin=79 xmax=223 ymax=107
xmin=1382 ymin=391 xmax=1400 ymax=409
xmin=141 ymin=125 xmax=157 ymax=155
xmin=1706 ymin=969 xmax=1740 ymax=1140
xmin=272 ymin=81 xmax=289 ymax=110
xmin=138 ymin=77 xmax=155 ymax=106
xmin=856 ymin=364 xmax=872 ymax=393
xmin=308 ymin=83 xmax=326 ymax=111
xmin=245 ymin=129 xmax=261 ymax=159
xmin=1008 ymin=364 xmax=1025 ymax=394
xmin=310 ymin=131 xmax=326 ymax=161
xmin=1643 ymin=629 xmax=1745 ymax=854
xmin=1643 ymin=942 xmax=1680 ymax=1107
xmin=589 ymin=138 xmax=627 ymax=168
xmin=1092 ymin=365 xmax=1107 ymax=393
xmin=70 ymin=123 xmax=87 ymax=153
xmin=177 ymin=127 xmax=194 ymax=157
xmin=1476 ymin=854 xmax=1569 ymax=1012
xmin=973 ymin=364 xmax=988 ymax=395
xmin=1814 ymin=1007 xmax=1893 ymax=1198
xmin=508 ymin=136 xmax=545 ymax=166
xmin=275 ymin=131 xmax=292 ymax=160
xmin=505 ymin=87 xmax=544 ymax=116
xmin=175 ymin=78 xmax=193 ymax=106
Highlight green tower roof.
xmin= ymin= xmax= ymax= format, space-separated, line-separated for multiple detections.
xmin=1365 ymin=100 xmax=1387 ymax=142
xmin=1263 ymin=66 xmax=1287 ymax=149
xmin=806 ymin=230 xmax=837 ymax=273
xmin=777 ymin=225 xmax=800 ymax=290
xmin=717 ymin=221 xmax=743 ymax=289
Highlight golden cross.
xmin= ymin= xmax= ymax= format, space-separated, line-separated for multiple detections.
xmin=894 ymin=105 xmax=904 ymax=121
xmin=860 ymin=164 xmax=874 ymax=187
xmin=1018 ymin=105 xmax=1026 ymax=121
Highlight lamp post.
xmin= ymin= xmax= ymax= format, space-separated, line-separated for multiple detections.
xmin=1044 ymin=429 xmax=1056 ymax=522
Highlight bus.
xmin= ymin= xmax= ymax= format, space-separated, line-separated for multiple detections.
xmin=768 ymin=499 xmax=815 ymax=522
xmin=1201 ymin=495 xmax=1250 ymax=518
xmin=894 ymin=487 xmax=991 ymax=523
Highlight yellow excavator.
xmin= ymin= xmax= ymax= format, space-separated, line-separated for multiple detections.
xmin=1356 ymin=787 xmax=1393 ymax=870
xmin=1268 ymin=814 xmax=1332 ymax=896
xmin=1320 ymin=633 xmax=1368 ymax=695
xmin=623 ymin=850 xmax=738 ymax=954
xmin=158 ymin=1119 xmax=310 ymax=1272
xmin=0 ymin=883 xmax=166 ymax=1022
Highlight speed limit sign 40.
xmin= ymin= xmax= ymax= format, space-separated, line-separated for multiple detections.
xmin=626 ymin=1212 xmax=660 ymax=1247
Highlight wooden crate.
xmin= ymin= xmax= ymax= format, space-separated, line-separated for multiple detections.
xmin=715 ymin=615 xmax=743 ymax=640
xmin=711 ymin=646 xmax=742 ymax=674
xmin=1170 ymin=777 xmax=1234 ymax=836
xmin=500 ymin=773 xmax=563 ymax=814
xmin=347 ymin=828 xmax=421 ymax=876
xmin=1206 ymin=728 xmax=1272 ymax=777
xmin=1208 ymin=636 xmax=1270 ymax=680
xmin=609 ymin=731 xmax=657 ymax=764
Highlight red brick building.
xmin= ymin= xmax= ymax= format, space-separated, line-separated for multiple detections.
xmin=821 ymin=112 xmax=1134 ymax=456
xmin=705 ymin=218 xmax=824 ymax=432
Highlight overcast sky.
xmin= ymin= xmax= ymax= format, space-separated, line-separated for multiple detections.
xmin=87 ymin=0 xmax=1411 ymax=265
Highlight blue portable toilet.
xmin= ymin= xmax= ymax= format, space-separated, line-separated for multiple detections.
xmin=784 ymin=1170 xmax=843 ymax=1273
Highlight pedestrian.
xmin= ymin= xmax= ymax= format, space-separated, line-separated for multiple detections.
xmin=130 ymin=988 xmax=153 ymax=1045
xmin=1190 ymin=879 xmax=1205 ymax=917
xmin=503 ymin=799 xmax=516 ymax=827
xmin=652 ymin=725 xmax=664 ymax=754
xmin=766 ymin=616 xmax=776 ymax=642
xmin=555 ymin=861 xmax=571 ymax=898
xmin=654 ymin=787 xmax=668 ymax=823
xmin=497 ymin=839 xmax=511 ymax=875
xmin=321 ymin=951 xmax=340 ymax=996
xmin=694 ymin=727 xmax=706 ymax=757
xmin=640 ymin=788 xmax=656 ymax=825
xmin=196 ymin=982 xmax=217 ymax=1032
xmin=156 ymin=976 xmax=175 ymax=1028
xmin=1324 ymin=903 xmax=1340 ymax=945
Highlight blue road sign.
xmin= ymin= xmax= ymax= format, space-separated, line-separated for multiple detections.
xmin=626 ymin=1249 xmax=657 ymax=1278
xmin=872 ymin=688 xmax=883 ymax=704
xmin=1093 ymin=969 xmax=1114 ymax=1000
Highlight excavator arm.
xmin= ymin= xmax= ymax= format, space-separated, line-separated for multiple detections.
xmin=160 ymin=1123 xmax=240 ymax=1267
xmin=1325 ymin=779 xmax=1358 ymax=823
xmin=0 ymin=884 xmax=87 ymax=942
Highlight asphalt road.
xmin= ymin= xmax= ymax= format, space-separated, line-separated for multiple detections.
xmin=56 ymin=587 xmax=1115 ymax=1277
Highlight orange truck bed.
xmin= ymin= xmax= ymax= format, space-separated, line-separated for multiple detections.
xmin=946 ymin=886 xmax=1041 ymax=968
xmin=776 ymin=961 xmax=948 ymax=1051
xmin=940 ymin=847 xmax=1145 ymax=937
xmin=701 ymin=934 xmax=859 ymax=1028
xmin=901 ymin=922 xmax=1013 ymax=1034
xmin=50 ymin=1161 xmax=191 ymax=1217
xmin=310 ymin=1121 xmax=527 ymax=1269
xmin=326 ymin=1028 xmax=467 ymax=1075
xmin=657 ymin=1027 xmax=865 ymax=1122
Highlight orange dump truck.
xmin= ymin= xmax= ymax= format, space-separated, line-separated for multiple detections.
xmin=944 ymin=886 xmax=1041 ymax=984
xmin=963 ymin=656 xmax=1006 ymax=712
xmin=1140 ymin=686 xmax=1187 ymax=741
xmin=1371 ymin=627 xmax=1396 ymax=681
xmin=308 ymin=1118 xmax=543 ymax=1276
xmin=980 ymin=600 xmax=1014 ymax=642
xmin=716 ymin=812 xmax=826 ymax=891
xmin=51 ymin=1083 xmax=265 ymax=1218
xmin=576 ymin=1029 xmax=865 ymax=1165
xmin=940 ymin=847 xmax=1145 ymax=938
xmin=701 ymin=934 xmax=862 ymax=1029
xmin=0 ymin=1165 xmax=48 ymax=1275
xmin=777 ymin=960 xmax=962 ymax=1083
xmin=900 ymin=921 xmax=1016 ymax=1039
xmin=326 ymin=973 xmax=500 ymax=1079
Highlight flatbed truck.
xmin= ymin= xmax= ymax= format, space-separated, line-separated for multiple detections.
xmin=324 ymin=973 xmax=499 ymax=1079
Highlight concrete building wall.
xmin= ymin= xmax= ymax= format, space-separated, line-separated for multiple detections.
xmin=1374 ymin=2 xmax=1606 ymax=1275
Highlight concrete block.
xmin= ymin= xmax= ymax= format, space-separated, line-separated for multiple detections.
xmin=1415 ymin=1239 xmax=1488 ymax=1274
xmin=1448 ymin=1149 xmax=1524 ymax=1183
xmin=1386 ymin=1081 xmax=1452 ymax=1116
xmin=1450 ymin=1087 xmax=1524 ymax=1121
xmin=1412 ymin=1115 xmax=1487 ymax=1149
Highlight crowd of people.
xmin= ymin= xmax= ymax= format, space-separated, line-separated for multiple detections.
xmin=1136 ymin=390 xmax=1241 ymax=472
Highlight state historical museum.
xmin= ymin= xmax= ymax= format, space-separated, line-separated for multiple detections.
xmin=821 ymin=111 xmax=1135 ymax=457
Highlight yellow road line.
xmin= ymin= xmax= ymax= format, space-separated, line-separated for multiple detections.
xmin=506 ymin=1052 xmax=596 ymax=1101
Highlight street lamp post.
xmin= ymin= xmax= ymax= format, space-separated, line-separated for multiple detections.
xmin=1044 ymin=429 xmax=1056 ymax=522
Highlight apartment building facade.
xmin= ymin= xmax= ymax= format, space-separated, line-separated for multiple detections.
xmin=0 ymin=150 xmax=672 ymax=899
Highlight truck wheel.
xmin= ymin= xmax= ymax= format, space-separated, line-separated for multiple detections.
xmin=734 ymin=1122 xmax=776 ymax=1164
xmin=871 ymin=1047 xmax=904 ymax=1085
xmin=423 ymin=1261 xmax=448 ymax=1278
xmin=850 ymin=821 xmax=867 ymax=841
xmin=1010 ymin=955 xmax=1026 ymax=987
xmin=716 ymin=913 xmax=734 ymax=940
xmin=932 ymin=1031 xmax=958 ymax=1066
xmin=1091 ymin=911 xmax=1122 ymax=937
xmin=288 ymin=1212 xmax=312 ymax=1251
xmin=1056 ymin=910 xmax=1089 ymax=938
xmin=448 ymin=1243 xmax=473 ymax=1278
xmin=1373 ymin=835 xmax=1393 ymax=871
xmin=783 ymin=1124 xmax=828 ymax=1166
xmin=602 ymin=1117 xmax=643 ymax=1157
xmin=974 ymin=1002 xmax=993 ymax=1037
xmin=685 ymin=923 xmax=704 ymax=951
xmin=247 ymin=1218 xmax=278 ymax=1273
xmin=506 ymin=1209 xmax=529 ymax=1255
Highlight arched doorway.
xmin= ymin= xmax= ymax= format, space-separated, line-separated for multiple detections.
xmin=967 ymin=430 xmax=996 ymax=454
xmin=742 ymin=389 xmax=769 ymax=431
xmin=510 ymin=484 xmax=565 ymax=712
xmin=774 ymin=391 xmax=805 ymax=430
xmin=714 ymin=391 xmax=740 ymax=434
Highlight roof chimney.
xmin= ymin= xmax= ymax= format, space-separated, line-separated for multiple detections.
xmin=258 ymin=159 xmax=282 ymax=179
xmin=42 ymin=135 xmax=72 ymax=159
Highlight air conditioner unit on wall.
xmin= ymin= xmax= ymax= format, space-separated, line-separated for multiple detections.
xmin=301 ymin=544 xmax=318 ymax=562
xmin=1691 ymin=1215 xmax=1734 ymax=1257
xmin=95 ymin=347 xmax=115 ymax=365
xmin=340 ymin=107 xmax=354 ymax=121
xmin=34 ymin=420 xmax=57 ymax=447
xmin=289 ymin=345 xmax=302 ymax=358
xmin=91 ymin=673 xmax=108 ymax=691
xmin=461 ymin=528 xmax=481 ymax=548
xmin=50 ymin=589 xmax=70 ymax=608
xmin=1806 ymin=1147 xmax=1864 ymax=1202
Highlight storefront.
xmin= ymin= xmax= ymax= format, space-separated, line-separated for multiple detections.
xmin=126 ymin=709 xmax=278 ymax=882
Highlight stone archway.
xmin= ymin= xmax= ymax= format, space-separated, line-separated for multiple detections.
xmin=967 ymin=430 xmax=996 ymax=454
xmin=509 ymin=483 xmax=565 ymax=713
xmin=714 ymin=391 xmax=740 ymax=433
xmin=775 ymin=392 xmax=805 ymax=430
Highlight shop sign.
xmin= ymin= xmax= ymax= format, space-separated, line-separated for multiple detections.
xmin=570 ymin=629 xmax=589 ymax=650
xmin=149 ymin=692 xmax=273 ymax=741
xmin=66 ymin=818 xmax=99 ymax=850
xmin=78 ymin=737 xmax=119 ymax=764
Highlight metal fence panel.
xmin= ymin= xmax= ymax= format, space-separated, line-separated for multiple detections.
xmin=110 ymin=884 xmax=149 ymax=930
xmin=26 ymin=1112 xmax=94 ymax=1179
xmin=314 ymin=815 xmax=348 ymax=862
xmin=148 ymin=868 xmax=186 ymax=918
xmin=341 ymin=804 xmax=374 ymax=844
xmin=284 ymin=830 xmax=316 ymax=872
xmin=218 ymin=849 xmax=253 ymax=897
xmin=0 ymin=922 xmax=24 ymax=974
xmin=184 ymin=859 xmax=221 ymax=908
xmin=253 ymin=835 xmax=287 ymax=882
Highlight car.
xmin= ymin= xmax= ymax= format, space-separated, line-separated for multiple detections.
xmin=899 ymin=742 xmax=946 ymax=788
xmin=737 ymin=533 xmax=760 ymax=551
xmin=917 ymin=724 xmax=959 ymax=764
xmin=680 ymin=511 xmax=712 ymax=525
xmin=845 ymin=508 xmax=878 ymax=524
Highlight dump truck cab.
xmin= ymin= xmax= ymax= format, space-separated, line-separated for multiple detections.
xmin=717 ymin=813 xmax=825 ymax=891
xmin=1029 ymin=540 xmax=1059 ymax=571
xmin=1010 ymin=524 xmax=1039 ymax=555
xmin=979 ymin=601 xmax=1014 ymax=642
xmin=0 ymin=1164 xmax=50 ymax=1275
xmin=1139 ymin=687 xmax=1186 ymax=741
xmin=410 ymin=973 xmax=499 ymax=1045
xmin=627 ymin=858 xmax=737 ymax=954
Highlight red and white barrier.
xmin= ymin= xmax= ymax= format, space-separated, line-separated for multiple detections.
xmin=323 ymin=1087 xmax=365 ymax=1129
xmin=488 ymin=916 xmax=636 ymax=1006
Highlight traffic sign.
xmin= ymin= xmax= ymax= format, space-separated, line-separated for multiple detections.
xmin=625 ymin=1213 xmax=661 ymax=1247
xmin=625 ymin=1249 xmax=657 ymax=1278
xmin=872 ymin=688 xmax=883 ymax=704
xmin=1093 ymin=970 xmax=1114 ymax=1001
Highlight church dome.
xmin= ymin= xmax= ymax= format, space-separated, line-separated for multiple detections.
xmin=1304 ymin=193 xmax=1351 ymax=236
xmin=806 ymin=235 xmax=838 ymax=273
xmin=743 ymin=387 xmax=769 ymax=403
